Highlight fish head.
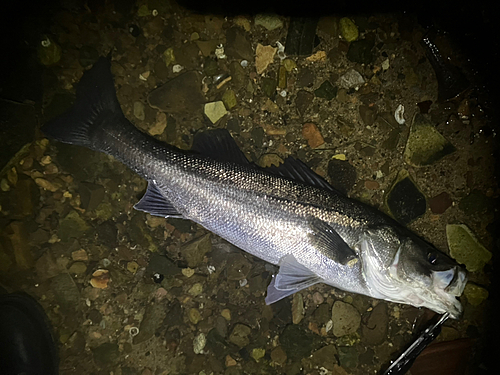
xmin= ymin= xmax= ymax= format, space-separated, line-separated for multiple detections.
xmin=361 ymin=226 xmax=467 ymax=319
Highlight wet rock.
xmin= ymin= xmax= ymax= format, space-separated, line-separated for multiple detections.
xmin=306 ymin=345 xmax=338 ymax=371
xmin=95 ymin=220 xmax=118 ymax=247
xmin=338 ymin=68 xmax=365 ymax=89
xmin=404 ymin=114 xmax=455 ymax=167
xmin=92 ymin=342 xmax=119 ymax=367
xmin=229 ymin=323 xmax=252 ymax=347
xmin=188 ymin=283 xmax=203 ymax=297
xmin=215 ymin=316 xmax=228 ymax=338
xmin=446 ymin=224 xmax=492 ymax=272
xmin=261 ymin=77 xmax=276 ymax=98
xmin=90 ymin=269 xmax=110 ymax=289
xmin=364 ymin=180 xmax=379 ymax=190
xmin=255 ymin=14 xmax=283 ymax=31
xmin=65 ymin=330 xmax=86 ymax=356
xmin=134 ymin=302 xmax=168 ymax=344
xmin=226 ymin=253 xmax=252 ymax=280
xmin=180 ymin=234 xmax=212 ymax=268
xmin=226 ymin=27 xmax=254 ymax=62
xmin=280 ymin=324 xmax=315 ymax=359
xmin=79 ymin=182 xmax=104 ymax=212
xmin=251 ymin=348 xmax=266 ymax=362
xmin=340 ymin=18 xmax=358 ymax=42
xmin=346 ymin=39 xmax=375 ymax=64
xmin=295 ymin=90 xmax=314 ymax=116
xmin=193 ymin=332 xmax=206 ymax=354
xmin=386 ymin=170 xmax=426 ymax=225
xmin=271 ymin=346 xmax=287 ymax=365
xmin=284 ymin=17 xmax=319 ymax=56
xmin=313 ymin=303 xmax=331 ymax=325
xmin=327 ymin=159 xmax=357 ymax=195
xmin=51 ymin=273 xmax=80 ymax=310
xmin=362 ymin=303 xmax=388 ymax=345
xmin=36 ymin=250 xmax=62 ymax=280
xmin=196 ymin=40 xmax=218 ymax=57
xmin=88 ymin=309 xmax=102 ymax=325
xmin=463 ymin=283 xmax=489 ymax=306
xmin=331 ymin=301 xmax=361 ymax=337
xmin=297 ymin=68 xmax=315 ymax=87
xmin=58 ymin=210 xmax=90 ymax=243
xmin=204 ymin=101 xmax=227 ymax=124
xmin=148 ymin=71 xmax=205 ymax=114
xmin=292 ymin=293 xmax=304 ymax=324
xmin=255 ymin=44 xmax=277 ymax=75
xmin=314 ymin=80 xmax=337 ymax=100
xmin=222 ymin=89 xmax=237 ymax=110
xmin=459 ymin=189 xmax=491 ymax=215
xmin=1 ymin=176 xmax=39 ymax=219
xmin=189 ymin=308 xmax=202 ymax=324
xmin=337 ymin=346 xmax=359 ymax=368
xmin=359 ymin=105 xmax=377 ymax=126
xmin=278 ymin=66 xmax=287 ymax=89
xmin=302 ymin=123 xmax=325 ymax=149
xmin=1 ymin=221 xmax=34 ymax=269
xmin=229 ymin=61 xmax=247 ymax=89
xmin=133 ymin=101 xmax=145 ymax=121
xmin=68 ymin=261 xmax=87 ymax=275
xmin=146 ymin=253 xmax=181 ymax=276
xmin=429 ymin=192 xmax=453 ymax=214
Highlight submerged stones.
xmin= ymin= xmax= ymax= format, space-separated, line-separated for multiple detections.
xmin=386 ymin=170 xmax=426 ymax=225
xmin=404 ymin=113 xmax=455 ymax=167
xmin=446 ymin=224 xmax=492 ymax=272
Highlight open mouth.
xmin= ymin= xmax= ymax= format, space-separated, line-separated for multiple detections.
xmin=445 ymin=267 xmax=467 ymax=297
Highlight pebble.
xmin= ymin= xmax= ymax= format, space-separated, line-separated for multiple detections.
xmin=429 ymin=192 xmax=453 ymax=214
xmin=90 ymin=269 xmax=110 ymax=289
xmin=364 ymin=180 xmax=380 ymax=190
xmin=254 ymin=14 xmax=283 ymax=31
xmin=193 ymin=333 xmax=206 ymax=354
xmin=204 ymin=101 xmax=227 ymax=124
xmin=302 ymin=123 xmax=325 ymax=149
xmin=127 ymin=261 xmax=139 ymax=274
xmin=133 ymin=101 xmax=145 ymax=121
xmin=446 ymin=224 xmax=492 ymax=272
xmin=312 ymin=292 xmax=325 ymax=305
xmin=221 ymin=309 xmax=231 ymax=321
xmin=225 ymin=355 xmax=237 ymax=367
xmin=68 ymin=261 xmax=87 ymax=275
xmin=189 ymin=308 xmax=202 ymax=324
xmin=188 ymin=283 xmax=203 ymax=297
xmin=182 ymin=268 xmax=195 ymax=277
xmin=271 ymin=346 xmax=287 ymax=365
xmin=340 ymin=17 xmax=359 ymax=42
xmin=35 ymin=178 xmax=60 ymax=192
xmin=251 ymin=348 xmax=266 ymax=362
xmin=229 ymin=323 xmax=251 ymax=347
xmin=331 ymin=301 xmax=361 ymax=337
xmin=255 ymin=44 xmax=277 ymax=75
xmin=292 ymin=293 xmax=304 ymax=324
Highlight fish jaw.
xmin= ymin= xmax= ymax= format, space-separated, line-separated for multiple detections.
xmin=360 ymin=234 xmax=466 ymax=319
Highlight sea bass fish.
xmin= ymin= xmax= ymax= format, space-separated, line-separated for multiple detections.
xmin=42 ymin=57 xmax=467 ymax=318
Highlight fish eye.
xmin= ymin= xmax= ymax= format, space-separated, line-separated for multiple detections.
xmin=427 ymin=252 xmax=437 ymax=264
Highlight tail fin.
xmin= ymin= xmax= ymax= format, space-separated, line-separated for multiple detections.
xmin=42 ymin=57 xmax=124 ymax=147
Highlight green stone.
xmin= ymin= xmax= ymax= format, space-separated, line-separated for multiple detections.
xmin=446 ymin=224 xmax=492 ymax=272
xmin=340 ymin=18 xmax=359 ymax=42
xmin=189 ymin=308 xmax=202 ymax=324
xmin=261 ymin=77 xmax=276 ymax=98
xmin=463 ymin=283 xmax=489 ymax=306
xmin=314 ymin=80 xmax=337 ymax=100
xmin=137 ymin=4 xmax=150 ymax=17
xmin=282 ymin=59 xmax=296 ymax=72
xmin=278 ymin=66 xmax=287 ymax=89
xmin=163 ymin=47 xmax=175 ymax=67
xmin=58 ymin=210 xmax=90 ymax=242
xmin=229 ymin=323 xmax=252 ymax=347
xmin=251 ymin=348 xmax=266 ymax=362
xmin=222 ymin=89 xmax=237 ymax=109
xmin=403 ymin=113 xmax=455 ymax=166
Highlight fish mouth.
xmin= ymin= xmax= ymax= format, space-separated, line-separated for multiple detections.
xmin=432 ymin=266 xmax=468 ymax=319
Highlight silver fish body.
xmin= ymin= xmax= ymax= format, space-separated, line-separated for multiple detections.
xmin=42 ymin=57 xmax=467 ymax=318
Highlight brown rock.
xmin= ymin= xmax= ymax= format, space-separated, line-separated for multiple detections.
xmin=302 ymin=123 xmax=325 ymax=149
xmin=429 ymin=192 xmax=453 ymax=214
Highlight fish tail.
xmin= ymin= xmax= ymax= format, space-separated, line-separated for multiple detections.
xmin=41 ymin=57 xmax=124 ymax=149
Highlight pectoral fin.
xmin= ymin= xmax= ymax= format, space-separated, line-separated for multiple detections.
xmin=309 ymin=219 xmax=358 ymax=265
xmin=265 ymin=254 xmax=322 ymax=304
xmin=134 ymin=181 xmax=184 ymax=218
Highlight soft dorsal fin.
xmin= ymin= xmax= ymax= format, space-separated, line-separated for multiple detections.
xmin=134 ymin=181 xmax=184 ymax=218
xmin=264 ymin=157 xmax=337 ymax=192
xmin=191 ymin=129 xmax=250 ymax=165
